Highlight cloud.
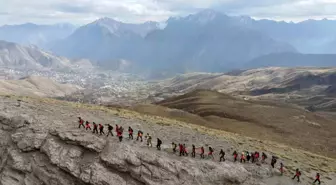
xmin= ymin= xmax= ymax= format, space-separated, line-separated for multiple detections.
xmin=0 ymin=0 xmax=336 ymax=25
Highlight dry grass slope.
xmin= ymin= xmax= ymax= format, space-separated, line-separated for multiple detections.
xmin=3 ymin=94 xmax=336 ymax=180
xmin=155 ymin=90 xmax=336 ymax=158
xmin=0 ymin=76 xmax=80 ymax=97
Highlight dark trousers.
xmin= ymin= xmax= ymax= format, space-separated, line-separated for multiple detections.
xmin=313 ymin=179 xmax=321 ymax=184
xmin=107 ymin=130 xmax=113 ymax=137
xmin=129 ymin=133 xmax=133 ymax=139
xmin=200 ymin=153 xmax=204 ymax=159
xmin=119 ymin=136 xmax=123 ymax=142
xmin=136 ymin=136 xmax=142 ymax=142
xmin=100 ymin=130 xmax=105 ymax=135
xmin=79 ymin=124 xmax=85 ymax=128
xmin=220 ymin=156 xmax=225 ymax=162
xmin=93 ymin=128 xmax=98 ymax=134
xmin=157 ymin=144 xmax=161 ymax=150
xmin=292 ymin=175 xmax=300 ymax=182
xmin=192 ymin=151 xmax=195 ymax=158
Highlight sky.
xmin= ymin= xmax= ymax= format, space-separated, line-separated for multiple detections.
xmin=1 ymin=0 xmax=336 ymax=25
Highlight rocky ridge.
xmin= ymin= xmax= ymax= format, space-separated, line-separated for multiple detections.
xmin=0 ymin=101 xmax=265 ymax=185
xmin=0 ymin=116 xmax=261 ymax=185
xmin=0 ymin=95 xmax=335 ymax=185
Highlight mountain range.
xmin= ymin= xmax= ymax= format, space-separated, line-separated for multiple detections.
xmin=50 ymin=10 xmax=298 ymax=73
xmin=0 ymin=23 xmax=76 ymax=48
xmin=239 ymin=17 xmax=336 ymax=54
xmin=1 ymin=10 xmax=336 ymax=74
xmin=50 ymin=18 xmax=159 ymax=63
xmin=0 ymin=40 xmax=90 ymax=71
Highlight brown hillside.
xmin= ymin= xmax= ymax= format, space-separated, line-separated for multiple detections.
xmin=156 ymin=90 xmax=336 ymax=158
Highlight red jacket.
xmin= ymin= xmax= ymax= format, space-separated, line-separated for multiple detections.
xmin=179 ymin=145 xmax=183 ymax=151
xmin=117 ymin=131 xmax=122 ymax=137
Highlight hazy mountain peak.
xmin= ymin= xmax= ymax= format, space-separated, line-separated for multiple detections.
xmin=87 ymin=17 xmax=124 ymax=35
xmin=94 ymin=17 xmax=120 ymax=24
xmin=93 ymin=17 xmax=121 ymax=27
xmin=197 ymin=9 xmax=221 ymax=17
xmin=0 ymin=40 xmax=77 ymax=70
xmin=182 ymin=9 xmax=229 ymax=25
xmin=191 ymin=10 xmax=218 ymax=23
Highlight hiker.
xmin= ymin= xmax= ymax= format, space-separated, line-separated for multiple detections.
xmin=99 ymin=124 xmax=105 ymax=135
xmin=107 ymin=124 xmax=113 ymax=137
xmin=240 ymin=152 xmax=246 ymax=163
xmin=246 ymin=151 xmax=251 ymax=162
xmin=92 ymin=122 xmax=98 ymax=134
xmin=200 ymin=146 xmax=205 ymax=159
xmin=183 ymin=144 xmax=188 ymax=156
xmin=179 ymin=144 xmax=184 ymax=156
xmin=280 ymin=162 xmax=284 ymax=176
xmin=208 ymin=147 xmax=214 ymax=160
xmin=191 ymin=145 xmax=196 ymax=158
xmin=313 ymin=173 xmax=321 ymax=184
xmin=172 ymin=142 xmax=177 ymax=153
xmin=136 ymin=130 xmax=143 ymax=142
xmin=119 ymin=126 xmax=124 ymax=133
xmin=145 ymin=133 xmax=152 ymax=147
xmin=262 ymin=152 xmax=268 ymax=163
xmin=233 ymin=151 xmax=238 ymax=162
xmin=115 ymin=124 xmax=119 ymax=135
xmin=78 ymin=117 xmax=85 ymax=128
xmin=157 ymin=138 xmax=162 ymax=150
xmin=271 ymin=156 xmax=277 ymax=168
xmin=219 ymin=149 xmax=225 ymax=162
xmin=292 ymin=169 xmax=301 ymax=182
xmin=251 ymin=152 xmax=255 ymax=163
xmin=85 ymin=121 xmax=91 ymax=130
xmin=117 ymin=128 xmax=123 ymax=142
xmin=128 ymin=127 xmax=133 ymax=140
xmin=255 ymin=151 xmax=260 ymax=162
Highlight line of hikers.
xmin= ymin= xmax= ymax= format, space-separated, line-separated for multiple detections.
xmin=77 ymin=117 xmax=322 ymax=184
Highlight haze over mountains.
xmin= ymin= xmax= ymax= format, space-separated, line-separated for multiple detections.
xmin=0 ymin=23 xmax=76 ymax=48
xmin=0 ymin=40 xmax=87 ymax=71
xmin=1 ymin=10 xmax=336 ymax=75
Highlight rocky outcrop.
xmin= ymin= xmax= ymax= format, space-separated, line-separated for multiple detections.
xmin=0 ymin=115 xmax=265 ymax=185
